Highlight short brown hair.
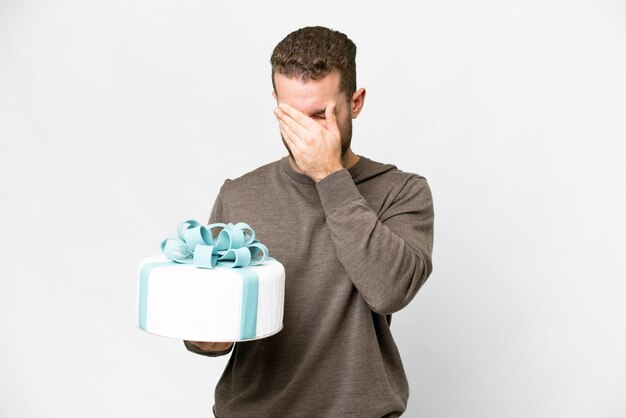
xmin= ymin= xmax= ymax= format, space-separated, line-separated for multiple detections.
xmin=270 ymin=26 xmax=357 ymax=100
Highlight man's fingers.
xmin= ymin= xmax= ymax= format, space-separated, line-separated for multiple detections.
xmin=279 ymin=118 xmax=303 ymax=150
xmin=275 ymin=108 xmax=309 ymax=141
xmin=275 ymin=107 xmax=310 ymax=140
xmin=279 ymin=122 xmax=300 ymax=153
xmin=278 ymin=102 xmax=319 ymax=131
xmin=326 ymin=101 xmax=341 ymax=138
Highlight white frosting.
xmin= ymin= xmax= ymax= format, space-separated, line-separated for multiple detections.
xmin=137 ymin=255 xmax=285 ymax=342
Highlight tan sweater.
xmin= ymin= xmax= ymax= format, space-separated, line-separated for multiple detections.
xmin=184 ymin=155 xmax=434 ymax=418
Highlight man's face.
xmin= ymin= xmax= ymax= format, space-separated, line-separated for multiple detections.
xmin=272 ymin=71 xmax=353 ymax=158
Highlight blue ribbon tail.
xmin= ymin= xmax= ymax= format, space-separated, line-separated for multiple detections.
xmin=139 ymin=261 xmax=175 ymax=330
xmin=237 ymin=268 xmax=259 ymax=339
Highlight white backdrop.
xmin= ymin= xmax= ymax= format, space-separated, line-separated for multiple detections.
xmin=1 ymin=1 xmax=625 ymax=417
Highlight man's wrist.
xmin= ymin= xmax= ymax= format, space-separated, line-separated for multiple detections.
xmin=314 ymin=165 xmax=344 ymax=183
xmin=315 ymin=167 xmax=363 ymax=215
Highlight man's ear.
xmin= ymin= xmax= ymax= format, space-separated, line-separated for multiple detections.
xmin=351 ymin=88 xmax=366 ymax=119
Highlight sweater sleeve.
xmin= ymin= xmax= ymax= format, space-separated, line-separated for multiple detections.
xmin=315 ymin=169 xmax=434 ymax=315
xmin=183 ymin=186 xmax=236 ymax=357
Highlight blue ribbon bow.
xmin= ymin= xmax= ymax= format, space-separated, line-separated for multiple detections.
xmin=160 ymin=219 xmax=270 ymax=268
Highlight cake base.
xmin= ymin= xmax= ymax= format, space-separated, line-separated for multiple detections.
xmin=140 ymin=323 xmax=285 ymax=343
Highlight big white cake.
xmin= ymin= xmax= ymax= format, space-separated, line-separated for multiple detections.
xmin=136 ymin=220 xmax=285 ymax=342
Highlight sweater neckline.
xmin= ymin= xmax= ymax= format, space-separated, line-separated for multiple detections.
xmin=279 ymin=154 xmax=368 ymax=185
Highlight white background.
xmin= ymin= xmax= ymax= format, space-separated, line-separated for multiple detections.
xmin=1 ymin=1 xmax=625 ymax=417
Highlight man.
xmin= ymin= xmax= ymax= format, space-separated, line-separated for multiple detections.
xmin=184 ymin=26 xmax=434 ymax=418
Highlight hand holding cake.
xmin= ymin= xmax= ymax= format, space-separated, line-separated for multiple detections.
xmin=186 ymin=341 xmax=233 ymax=351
